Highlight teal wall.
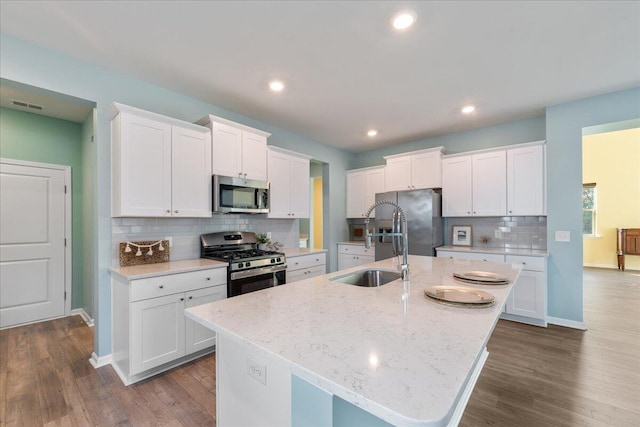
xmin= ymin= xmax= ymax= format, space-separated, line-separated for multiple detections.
xmin=0 ymin=33 xmax=353 ymax=356
xmin=545 ymin=87 xmax=640 ymax=322
xmin=0 ymin=107 xmax=86 ymax=310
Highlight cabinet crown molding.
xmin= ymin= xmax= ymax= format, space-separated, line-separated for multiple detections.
xmin=107 ymin=102 xmax=209 ymax=134
xmin=267 ymin=145 xmax=313 ymax=160
xmin=383 ymin=146 xmax=445 ymax=160
xmin=346 ymin=165 xmax=385 ymax=173
xmin=195 ymin=114 xmax=271 ymax=137
xmin=443 ymin=140 xmax=546 ymax=159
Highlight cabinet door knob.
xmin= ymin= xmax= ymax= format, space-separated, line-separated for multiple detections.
xmin=175 ymin=210 xmax=179 ymax=213
xmin=188 ymin=296 xmax=193 ymax=300
xmin=473 ymin=211 xmax=477 ymax=214
xmin=159 ymin=285 xmax=164 ymax=289
xmin=166 ymin=209 xmax=170 ymax=213
xmin=509 ymin=210 xmax=513 ymax=213
xmin=206 ymin=277 xmax=211 ymax=281
xmin=467 ymin=211 xmax=471 ymax=214
xmin=180 ymin=297 xmax=185 ymax=301
xmin=244 ymin=173 xmax=247 ymax=177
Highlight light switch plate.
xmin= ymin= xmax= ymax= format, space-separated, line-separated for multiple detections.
xmin=555 ymin=231 xmax=571 ymax=242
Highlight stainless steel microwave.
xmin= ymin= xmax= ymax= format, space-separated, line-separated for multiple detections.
xmin=212 ymin=175 xmax=269 ymax=214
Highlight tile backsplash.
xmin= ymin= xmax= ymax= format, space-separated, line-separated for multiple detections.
xmin=111 ymin=216 xmax=299 ymax=266
xmin=444 ymin=216 xmax=547 ymax=250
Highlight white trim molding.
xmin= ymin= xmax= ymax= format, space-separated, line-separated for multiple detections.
xmin=70 ymin=308 xmax=94 ymax=326
xmin=89 ymin=352 xmax=113 ymax=369
xmin=547 ymin=316 xmax=587 ymax=330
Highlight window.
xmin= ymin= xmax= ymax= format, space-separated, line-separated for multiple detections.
xmin=582 ymin=183 xmax=597 ymax=236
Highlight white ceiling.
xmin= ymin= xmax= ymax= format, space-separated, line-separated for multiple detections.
xmin=1 ymin=1 xmax=639 ymax=152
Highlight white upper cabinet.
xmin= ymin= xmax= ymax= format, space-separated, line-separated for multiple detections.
xmin=171 ymin=127 xmax=213 ymax=217
xmin=346 ymin=166 xmax=385 ymax=218
xmin=442 ymin=150 xmax=506 ymax=217
xmin=442 ymin=141 xmax=545 ymax=217
xmin=383 ymin=147 xmax=444 ymax=191
xmin=110 ymin=103 xmax=211 ymax=218
xmin=442 ymin=155 xmax=473 ymax=217
xmin=196 ymin=115 xmax=270 ymax=182
xmin=507 ymin=144 xmax=545 ymax=215
xmin=472 ymin=150 xmax=507 ymax=216
xmin=267 ymin=147 xmax=311 ymax=219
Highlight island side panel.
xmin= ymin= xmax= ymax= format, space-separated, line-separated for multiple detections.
xmin=217 ymin=332 xmax=291 ymax=426
xmin=291 ymin=375 xmax=333 ymax=427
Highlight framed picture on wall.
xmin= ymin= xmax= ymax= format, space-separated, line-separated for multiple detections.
xmin=452 ymin=225 xmax=472 ymax=246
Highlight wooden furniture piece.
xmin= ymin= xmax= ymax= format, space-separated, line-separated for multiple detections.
xmin=617 ymin=228 xmax=640 ymax=271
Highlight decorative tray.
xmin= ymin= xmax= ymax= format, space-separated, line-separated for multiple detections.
xmin=453 ymin=270 xmax=509 ymax=285
xmin=424 ymin=285 xmax=495 ymax=308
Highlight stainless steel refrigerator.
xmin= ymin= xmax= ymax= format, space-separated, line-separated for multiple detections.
xmin=374 ymin=189 xmax=443 ymax=261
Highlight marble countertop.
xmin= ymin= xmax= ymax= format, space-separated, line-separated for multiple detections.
xmin=280 ymin=247 xmax=328 ymax=258
xmin=110 ymin=258 xmax=226 ymax=280
xmin=186 ymin=255 xmax=521 ymax=426
xmin=436 ymin=245 xmax=549 ymax=257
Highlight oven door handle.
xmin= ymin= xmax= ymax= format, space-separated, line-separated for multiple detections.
xmin=230 ymin=264 xmax=287 ymax=280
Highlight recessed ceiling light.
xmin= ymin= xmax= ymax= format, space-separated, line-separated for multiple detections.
xmin=269 ymin=80 xmax=285 ymax=92
xmin=367 ymin=130 xmax=378 ymax=137
xmin=392 ymin=11 xmax=417 ymax=30
xmin=461 ymin=105 xmax=476 ymax=114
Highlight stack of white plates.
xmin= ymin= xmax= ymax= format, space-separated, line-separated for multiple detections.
xmin=424 ymin=285 xmax=495 ymax=308
xmin=452 ymin=271 xmax=509 ymax=285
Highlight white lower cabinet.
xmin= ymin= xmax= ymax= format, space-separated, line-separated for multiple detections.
xmin=287 ymin=252 xmax=327 ymax=283
xmin=112 ymin=267 xmax=227 ymax=385
xmin=337 ymin=244 xmax=375 ymax=270
xmin=436 ymin=249 xmax=547 ymax=326
xmin=503 ymin=255 xmax=547 ymax=325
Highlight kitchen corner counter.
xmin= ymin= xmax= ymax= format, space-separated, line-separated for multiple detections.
xmin=280 ymin=247 xmax=328 ymax=258
xmin=110 ymin=258 xmax=227 ymax=280
xmin=186 ymin=255 xmax=521 ymax=426
xmin=437 ymin=245 xmax=549 ymax=257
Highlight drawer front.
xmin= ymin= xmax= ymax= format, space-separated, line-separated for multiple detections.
xmin=467 ymin=253 xmax=506 ymax=263
xmin=288 ymin=253 xmax=327 ymax=271
xmin=506 ymin=255 xmax=546 ymax=272
xmin=437 ymin=250 xmax=473 ymax=260
xmin=131 ymin=268 xmax=227 ymax=301
xmin=288 ymin=265 xmax=326 ymax=283
xmin=337 ymin=244 xmax=374 ymax=257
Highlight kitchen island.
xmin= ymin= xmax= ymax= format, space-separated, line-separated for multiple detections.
xmin=185 ymin=255 xmax=521 ymax=426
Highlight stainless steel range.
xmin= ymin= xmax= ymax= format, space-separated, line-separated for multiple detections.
xmin=201 ymin=231 xmax=286 ymax=297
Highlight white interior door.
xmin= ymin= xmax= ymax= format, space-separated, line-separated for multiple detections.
xmin=0 ymin=161 xmax=67 ymax=328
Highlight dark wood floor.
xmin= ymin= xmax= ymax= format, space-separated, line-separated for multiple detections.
xmin=1 ymin=267 xmax=638 ymax=426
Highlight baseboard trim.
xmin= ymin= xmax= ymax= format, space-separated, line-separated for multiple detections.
xmin=547 ymin=316 xmax=587 ymax=330
xmin=70 ymin=308 xmax=94 ymax=326
xmin=89 ymin=352 xmax=113 ymax=369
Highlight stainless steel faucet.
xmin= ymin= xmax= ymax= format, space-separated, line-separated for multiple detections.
xmin=364 ymin=200 xmax=409 ymax=282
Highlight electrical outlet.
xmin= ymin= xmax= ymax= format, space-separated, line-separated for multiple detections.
xmin=165 ymin=236 xmax=172 ymax=247
xmin=247 ymin=355 xmax=266 ymax=385
xmin=555 ymin=231 xmax=571 ymax=242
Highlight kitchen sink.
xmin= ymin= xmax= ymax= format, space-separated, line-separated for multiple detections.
xmin=330 ymin=268 xmax=402 ymax=287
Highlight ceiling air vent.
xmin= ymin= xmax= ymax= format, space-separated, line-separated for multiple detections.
xmin=11 ymin=99 xmax=44 ymax=111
